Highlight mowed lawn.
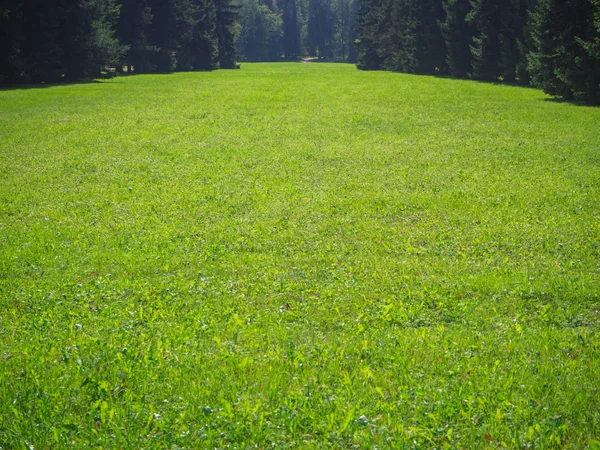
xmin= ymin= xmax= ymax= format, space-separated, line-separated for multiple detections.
xmin=1 ymin=63 xmax=599 ymax=448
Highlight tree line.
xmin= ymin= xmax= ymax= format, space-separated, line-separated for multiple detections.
xmin=0 ymin=0 xmax=359 ymax=83
xmin=2 ymin=0 xmax=598 ymax=103
xmin=0 ymin=0 xmax=239 ymax=83
xmin=356 ymin=0 xmax=600 ymax=103
xmin=235 ymin=0 xmax=357 ymax=61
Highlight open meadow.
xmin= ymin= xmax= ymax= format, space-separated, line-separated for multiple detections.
xmin=1 ymin=63 xmax=599 ymax=448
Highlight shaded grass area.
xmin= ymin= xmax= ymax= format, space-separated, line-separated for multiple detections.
xmin=1 ymin=63 xmax=599 ymax=448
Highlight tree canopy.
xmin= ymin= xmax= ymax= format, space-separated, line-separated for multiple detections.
xmin=2 ymin=0 xmax=599 ymax=103
xmin=355 ymin=0 xmax=600 ymax=103
xmin=0 ymin=0 xmax=238 ymax=83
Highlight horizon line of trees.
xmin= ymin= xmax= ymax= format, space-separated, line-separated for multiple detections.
xmin=0 ymin=0 xmax=239 ymax=84
xmin=0 ymin=0 xmax=361 ymax=83
xmin=355 ymin=0 xmax=600 ymax=103
xmin=235 ymin=0 xmax=357 ymax=62
xmin=2 ymin=0 xmax=598 ymax=104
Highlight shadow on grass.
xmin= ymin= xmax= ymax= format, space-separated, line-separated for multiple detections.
xmin=432 ymin=73 xmax=539 ymax=90
xmin=0 ymin=68 xmax=239 ymax=91
xmin=540 ymin=96 xmax=600 ymax=107
xmin=434 ymin=74 xmax=599 ymax=106
xmin=303 ymin=58 xmax=356 ymax=64
xmin=0 ymin=70 xmax=187 ymax=91
xmin=0 ymin=79 xmax=105 ymax=91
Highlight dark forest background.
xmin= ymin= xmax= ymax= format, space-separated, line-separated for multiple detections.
xmin=1 ymin=0 xmax=599 ymax=102
xmin=356 ymin=0 xmax=600 ymax=103
xmin=0 ymin=0 xmax=239 ymax=82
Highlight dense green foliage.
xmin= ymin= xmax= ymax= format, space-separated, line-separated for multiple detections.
xmin=237 ymin=0 xmax=284 ymax=61
xmin=0 ymin=0 xmax=127 ymax=82
xmin=236 ymin=0 xmax=357 ymax=61
xmin=356 ymin=0 xmax=447 ymax=73
xmin=1 ymin=63 xmax=600 ymax=448
xmin=3 ymin=0 xmax=599 ymax=92
xmin=529 ymin=0 xmax=600 ymax=103
xmin=0 ymin=0 xmax=238 ymax=83
xmin=439 ymin=0 xmax=474 ymax=78
xmin=0 ymin=0 xmax=358 ymax=73
xmin=356 ymin=0 xmax=600 ymax=103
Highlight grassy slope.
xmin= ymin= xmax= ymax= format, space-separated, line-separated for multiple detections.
xmin=0 ymin=63 xmax=599 ymax=448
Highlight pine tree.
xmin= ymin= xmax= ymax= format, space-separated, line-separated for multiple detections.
xmin=177 ymin=0 xmax=220 ymax=71
xmin=355 ymin=0 xmax=385 ymax=69
xmin=468 ymin=0 xmax=506 ymax=81
xmin=440 ymin=0 xmax=474 ymax=78
xmin=0 ymin=0 xmax=23 ymax=83
xmin=0 ymin=0 xmax=75 ymax=83
xmin=280 ymin=0 xmax=301 ymax=58
xmin=514 ymin=0 xmax=537 ymax=84
xmin=1 ymin=0 xmax=127 ymax=83
xmin=237 ymin=0 xmax=283 ymax=61
xmin=1 ymin=0 xmax=226 ymax=83
xmin=386 ymin=0 xmax=447 ymax=74
xmin=237 ymin=0 xmax=260 ymax=60
xmin=383 ymin=0 xmax=413 ymax=72
xmin=308 ymin=0 xmax=333 ymax=58
xmin=347 ymin=0 xmax=359 ymax=62
xmin=215 ymin=0 xmax=240 ymax=68
xmin=356 ymin=0 xmax=446 ymax=73
xmin=529 ymin=0 xmax=600 ymax=103
xmin=116 ymin=0 xmax=154 ymax=73
xmin=190 ymin=0 xmax=218 ymax=70
xmin=146 ymin=0 xmax=197 ymax=72
xmin=330 ymin=0 xmax=354 ymax=61
xmin=413 ymin=0 xmax=448 ymax=74
xmin=62 ymin=0 xmax=127 ymax=81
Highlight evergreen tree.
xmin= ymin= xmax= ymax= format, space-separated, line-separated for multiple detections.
xmin=0 ymin=0 xmax=22 ymax=83
xmin=63 ymin=0 xmax=127 ymax=81
xmin=413 ymin=0 xmax=448 ymax=74
xmin=266 ymin=5 xmax=284 ymax=60
xmin=307 ymin=0 xmax=333 ymax=58
xmin=234 ymin=0 xmax=357 ymax=61
xmin=280 ymin=0 xmax=301 ymax=58
xmin=1 ymin=0 xmax=127 ymax=83
xmin=120 ymin=0 xmax=219 ymax=73
xmin=331 ymin=0 xmax=354 ymax=60
xmin=146 ymin=0 xmax=197 ymax=72
xmin=116 ymin=0 xmax=154 ymax=73
xmin=237 ymin=0 xmax=283 ymax=61
xmin=468 ymin=0 xmax=524 ymax=82
xmin=1 ymin=0 xmax=228 ymax=84
xmin=355 ymin=0 xmax=385 ymax=69
xmin=440 ymin=0 xmax=473 ymax=78
xmin=347 ymin=0 xmax=359 ymax=62
xmin=237 ymin=0 xmax=261 ymax=60
xmin=178 ymin=0 xmax=219 ymax=71
xmin=189 ymin=0 xmax=218 ymax=70
xmin=384 ymin=0 xmax=448 ymax=74
xmin=215 ymin=0 xmax=240 ymax=68
xmin=497 ymin=0 xmax=523 ymax=83
xmin=514 ymin=0 xmax=537 ymax=84
xmin=383 ymin=0 xmax=414 ymax=72
xmin=0 ymin=0 xmax=67 ymax=83
xmin=529 ymin=0 xmax=600 ymax=103
xmin=468 ymin=0 xmax=504 ymax=81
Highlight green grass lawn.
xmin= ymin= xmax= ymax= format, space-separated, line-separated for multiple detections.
xmin=1 ymin=63 xmax=599 ymax=448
